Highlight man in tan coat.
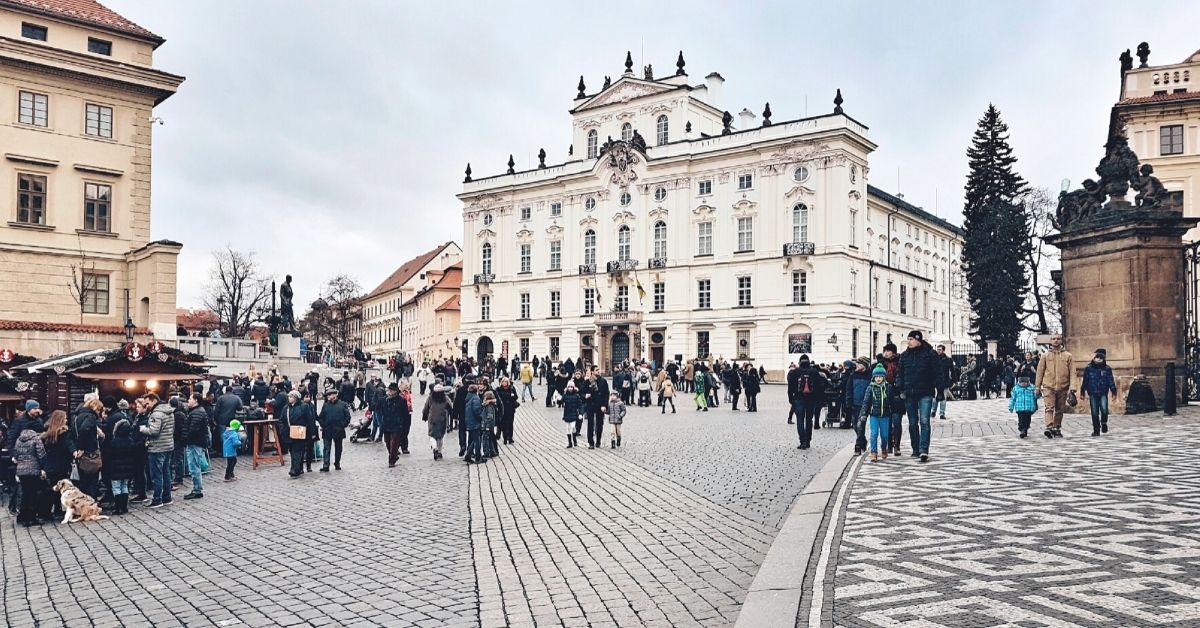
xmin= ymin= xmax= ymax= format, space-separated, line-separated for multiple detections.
xmin=1035 ymin=334 xmax=1076 ymax=438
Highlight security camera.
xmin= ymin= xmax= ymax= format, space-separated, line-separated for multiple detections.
xmin=148 ymin=116 xmax=165 ymax=125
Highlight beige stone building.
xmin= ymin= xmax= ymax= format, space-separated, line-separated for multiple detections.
xmin=361 ymin=241 xmax=462 ymax=358
xmin=398 ymin=264 xmax=462 ymax=362
xmin=0 ymin=0 xmax=184 ymax=357
xmin=1116 ymin=45 xmax=1199 ymax=237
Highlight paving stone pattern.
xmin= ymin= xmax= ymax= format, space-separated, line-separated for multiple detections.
xmin=2 ymin=385 xmax=848 ymax=627
xmin=826 ymin=397 xmax=1200 ymax=627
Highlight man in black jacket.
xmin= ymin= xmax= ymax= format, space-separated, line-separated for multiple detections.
xmin=786 ymin=355 xmax=826 ymax=450
xmin=895 ymin=330 xmax=947 ymax=463
xmin=453 ymin=376 xmax=473 ymax=457
xmin=585 ymin=370 xmax=609 ymax=449
xmin=317 ymin=390 xmax=351 ymax=471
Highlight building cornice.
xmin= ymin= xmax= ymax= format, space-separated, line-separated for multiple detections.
xmin=0 ymin=0 xmax=165 ymax=47
xmin=0 ymin=36 xmax=183 ymax=104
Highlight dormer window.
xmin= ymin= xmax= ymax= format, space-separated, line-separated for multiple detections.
xmin=21 ymin=23 xmax=47 ymax=41
xmin=87 ymin=38 xmax=112 ymax=56
xmin=621 ymin=122 xmax=633 ymax=142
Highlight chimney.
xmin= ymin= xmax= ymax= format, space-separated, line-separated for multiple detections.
xmin=738 ymin=108 xmax=756 ymax=129
xmin=705 ymin=72 xmax=724 ymax=109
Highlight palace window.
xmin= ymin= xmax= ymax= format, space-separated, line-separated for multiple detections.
xmin=481 ymin=243 xmax=493 ymax=275
xmin=737 ymin=173 xmax=753 ymax=189
xmin=653 ymin=282 xmax=665 ymax=312
xmin=653 ymin=221 xmax=667 ymax=259
xmin=520 ymin=206 xmax=531 ymax=221
xmin=550 ymin=291 xmax=561 ymax=318
xmin=583 ymin=229 xmax=596 ymax=265
xmin=550 ymin=201 xmax=562 ymax=216
xmin=617 ymin=225 xmax=631 ymax=261
xmin=736 ymin=217 xmax=753 ymax=252
xmin=587 ymin=130 xmax=598 ymax=158
xmin=519 ymin=293 xmax=530 ymax=319
xmin=18 ymin=91 xmax=48 ymax=127
xmin=656 ymin=115 xmax=669 ymax=146
xmin=85 ymin=103 xmax=113 ymax=138
xmin=697 ymin=279 xmax=711 ymax=309
xmin=1161 ymin=125 xmax=1184 ymax=156
xmin=737 ymin=329 xmax=751 ymax=358
xmin=900 ymin=285 xmax=908 ymax=314
xmin=852 ymin=328 xmax=859 ymax=357
xmin=21 ymin=23 xmax=47 ymax=41
xmin=84 ymin=182 xmax=111 ymax=232
xmin=793 ymin=203 xmax=809 ymax=242
xmin=584 ymin=288 xmax=595 ymax=315
xmin=697 ymin=331 xmax=710 ymax=359
xmin=519 ymin=338 xmax=529 ymax=361
xmin=550 ymin=336 xmax=560 ymax=361
xmin=549 ymin=240 xmax=562 ymax=270
xmin=850 ymin=269 xmax=857 ymax=304
xmin=87 ymin=37 xmax=112 ymax=56
xmin=654 ymin=186 xmax=667 ymax=202
xmin=480 ymin=295 xmax=491 ymax=321
xmin=616 ymin=286 xmax=629 ymax=312
xmin=792 ymin=272 xmax=807 ymax=304
xmin=698 ymin=180 xmax=712 ymax=196
xmin=81 ymin=273 xmax=109 ymax=314
xmin=621 ymin=122 xmax=633 ymax=141
xmin=697 ymin=222 xmax=713 ymax=256
xmin=737 ymin=276 xmax=752 ymax=307
xmin=849 ymin=209 xmax=857 ymax=246
xmin=620 ymin=191 xmax=631 ymax=206
xmin=17 ymin=173 xmax=46 ymax=225
xmin=519 ymin=244 xmax=531 ymax=273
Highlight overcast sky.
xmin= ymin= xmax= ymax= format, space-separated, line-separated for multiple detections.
xmin=105 ymin=0 xmax=1200 ymax=309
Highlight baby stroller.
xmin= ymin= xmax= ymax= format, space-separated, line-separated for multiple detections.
xmin=349 ymin=411 xmax=373 ymax=443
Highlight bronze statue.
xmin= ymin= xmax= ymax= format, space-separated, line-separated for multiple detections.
xmin=279 ymin=275 xmax=295 ymax=333
xmin=1136 ymin=42 xmax=1150 ymax=68
xmin=1120 ymin=49 xmax=1133 ymax=74
xmin=602 ymin=75 xmax=611 ymax=90
xmin=1134 ymin=163 xmax=1169 ymax=208
xmin=643 ymin=64 xmax=653 ymax=80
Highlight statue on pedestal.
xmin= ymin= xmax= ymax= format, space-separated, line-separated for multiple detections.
xmin=1133 ymin=163 xmax=1170 ymax=208
xmin=279 ymin=275 xmax=295 ymax=334
xmin=1055 ymin=132 xmax=1174 ymax=228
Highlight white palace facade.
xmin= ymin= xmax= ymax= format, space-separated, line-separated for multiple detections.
xmin=457 ymin=54 xmax=973 ymax=377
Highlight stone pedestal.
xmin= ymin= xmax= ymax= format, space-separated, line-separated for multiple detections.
xmin=1048 ymin=203 xmax=1198 ymax=414
xmin=277 ymin=333 xmax=301 ymax=359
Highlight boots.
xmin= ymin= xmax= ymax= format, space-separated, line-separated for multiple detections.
xmin=617 ymin=436 xmax=622 ymax=447
xmin=611 ymin=439 xmax=616 ymax=449
xmin=114 ymin=494 xmax=128 ymax=515
xmin=566 ymin=434 xmax=574 ymax=449
xmin=870 ymin=453 xmax=878 ymax=463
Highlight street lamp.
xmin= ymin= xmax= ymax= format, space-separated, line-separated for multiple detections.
xmin=828 ymin=333 xmax=839 ymax=354
xmin=216 ymin=296 xmax=225 ymax=336
xmin=124 ymin=318 xmax=136 ymax=343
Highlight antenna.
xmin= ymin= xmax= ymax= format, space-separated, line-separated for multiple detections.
xmin=897 ymin=167 xmax=901 ymax=195
xmin=935 ymin=188 xmax=939 ymax=217
xmin=804 ymin=94 xmax=808 ymax=117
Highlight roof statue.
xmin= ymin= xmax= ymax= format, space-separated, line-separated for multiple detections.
xmin=1136 ymin=41 xmax=1150 ymax=68
xmin=643 ymin=64 xmax=653 ymax=80
xmin=537 ymin=148 xmax=547 ymax=169
xmin=630 ymin=130 xmax=647 ymax=153
xmin=1055 ymin=130 xmax=1180 ymax=229
xmin=762 ymin=102 xmax=773 ymax=126
xmin=1119 ymin=49 xmax=1133 ymax=74
xmin=576 ymin=75 xmax=586 ymax=99
xmin=834 ymin=89 xmax=844 ymax=114
xmin=624 ymin=51 xmax=633 ymax=74
xmin=1134 ymin=164 xmax=1169 ymax=208
xmin=721 ymin=111 xmax=732 ymax=135
xmin=675 ymin=51 xmax=686 ymax=75
xmin=602 ymin=75 xmax=611 ymax=90
xmin=463 ymin=163 xmax=472 ymax=183
xmin=506 ymin=154 xmax=515 ymax=175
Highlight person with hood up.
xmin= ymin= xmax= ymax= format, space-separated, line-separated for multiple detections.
xmin=105 ymin=415 xmax=139 ymax=514
xmin=895 ymin=330 xmax=947 ymax=463
xmin=561 ymin=382 xmax=584 ymax=449
xmin=879 ymin=344 xmax=903 ymax=457
xmin=422 ymin=384 xmax=452 ymax=460
xmin=12 ymin=423 xmax=47 ymax=526
xmin=859 ymin=365 xmax=892 ymax=463
xmin=1079 ymin=348 xmax=1117 ymax=436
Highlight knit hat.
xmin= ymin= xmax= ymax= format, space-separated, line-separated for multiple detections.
xmin=799 ymin=354 xmax=811 ymax=366
xmin=907 ymin=330 xmax=924 ymax=342
xmin=872 ymin=366 xmax=887 ymax=378
xmin=25 ymin=400 xmax=39 ymax=412
xmin=883 ymin=343 xmax=897 ymax=354
xmin=387 ymin=382 xmax=399 ymax=391
xmin=228 ymin=419 xmax=242 ymax=431
xmin=856 ymin=357 xmax=871 ymax=368
xmin=843 ymin=359 xmax=856 ymax=369
xmin=1094 ymin=348 xmax=1107 ymax=359
xmin=117 ymin=399 xmax=130 ymax=410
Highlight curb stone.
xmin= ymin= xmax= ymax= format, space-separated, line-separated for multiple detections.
xmin=734 ymin=443 xmax=856 ymax=628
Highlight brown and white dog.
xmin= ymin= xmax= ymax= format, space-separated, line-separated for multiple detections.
xmin=53 ymin=479 xmax=109 ymax=524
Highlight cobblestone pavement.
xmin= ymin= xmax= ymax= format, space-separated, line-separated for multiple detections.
xmin=2 ymin=384 xmax=849 ymax=627
xmin=814 ymin=397 xmax=1200 ymax=627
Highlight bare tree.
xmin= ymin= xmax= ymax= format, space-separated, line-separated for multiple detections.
xmin=200 ymin=247 xmax=274 ymax=338
xmin=1022 ymin=188 xmax=1063 ymax=334
xmin=67 ymin=235 xmax=99 ymax=324
xmin=301 ymin=274 xmax=363 ymax=357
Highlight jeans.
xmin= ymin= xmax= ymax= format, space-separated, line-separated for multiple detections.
xmin=935 ymin=397 xmax=947 ymax=417
xmin=888 ymin=413 xmax=904 ymax=452
xmin=321 ymin=438 xmax=343 ymax=469
xmin=466 ymin=428 xmax=482 ymax=460
xmin=904 ymin=396 xmax=934 ymax=456
xmin=848 ymin=405 xmax=865 ymax=451
xmin=793 ymin=399 xmax=816 ymax=446
xmin=147 ymin=451 xmax=173 ymax=503
xmin=185 ymin=445 xmax=206 ymax=494
xmin=1088 ymin=394 xmax=1109 ymax=432
xmin=522 ymin=383 xmax=534 ymax=401
xmin=111 ymin=479 xmax=129 ymax=495
xmin=173 ymin=444 xmax=186 ymax=484
xmin=17 ymin=476 xmax=42 ymax=523
xmin=458 ymin=417 xmax=468 ymax=453
xmin=868 ymin=415 xmax=890 ymax=454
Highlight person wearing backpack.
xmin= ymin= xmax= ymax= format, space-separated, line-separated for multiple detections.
xmin=896 ymin=331 xmax=947 ymax=462
xmin=12 ymin=425 xmax=47 ymax=526
xmin=636 ymin=368 xmax=652 ymax=407
xmin=787 ymin=355 xmax=827 ymax=450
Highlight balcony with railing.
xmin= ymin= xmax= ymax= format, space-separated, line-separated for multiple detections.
xmin=782 ymin=241 xmax=816 ymax=257
xmin=474 ymin=273 xmax=495 ymax=284
xmin=578 ymin=263 xmax=597 ymax=275
xmin=647 ymin=257 xmax=667 ymax=269
xmin=596 ymin=310 xmax=643 ymax=325
xmin=606 ymin=259 xmax=639 ymax=274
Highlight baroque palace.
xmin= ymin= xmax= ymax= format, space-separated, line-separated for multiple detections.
xmin=457 ymin=53 xmax=972 ymax=376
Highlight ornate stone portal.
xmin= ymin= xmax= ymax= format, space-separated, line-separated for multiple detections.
xmin=1048 ymin=133 xmax=1197 ymax=413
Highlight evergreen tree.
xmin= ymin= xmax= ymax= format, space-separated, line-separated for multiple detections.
xmin=961 ymin=105 xmax=1031 ymax=355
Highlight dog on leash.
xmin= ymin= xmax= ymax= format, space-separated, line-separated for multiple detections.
xmin=53 ymin=479 xmax=109 ymax=524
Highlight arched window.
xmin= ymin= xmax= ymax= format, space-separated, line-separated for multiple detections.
xmin=656 ymin=115 xmax=669 ymax=146
xmin=792 ymin=203 xmax=809 ymax=243
xmin=586 ymin=130 xmax=598 ymax=159
xmin=618 ymin=225 xmax=631 ymax=261
xmin=621 ymin=122 xmax=633 ymax=142
xmin=583 ymin=229 xmax=596 ymax=266
xmin=481 ymin=242 xmax=493 ymax=275
xmin=653 ymin=221 xmax=667 ymax=259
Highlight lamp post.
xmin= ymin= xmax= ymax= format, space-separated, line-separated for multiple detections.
xmin=216 ymin=296 xmax=225 ymax=337
xmin=828 ymin=333 xmax=839 ymax=355
xmin=124 ymin=317 xmax=136 ymax=343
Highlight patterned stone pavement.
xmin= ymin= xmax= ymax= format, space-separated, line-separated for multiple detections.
xmin=814 ymin=397 xmax=1200 ymax=628
xmin=1 ymin=383 xmax=848 ymax=627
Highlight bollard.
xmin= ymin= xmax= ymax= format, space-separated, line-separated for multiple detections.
xmin=1165 ymin=362 xmax=1178 ymax=416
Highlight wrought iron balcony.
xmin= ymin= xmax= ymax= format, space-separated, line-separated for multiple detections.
xmin=648 ymin=257 xmax=667 ymax=269
xmin=597 ymin=310 xmax=643 ymax=325
xmin=782 ymin=241 xmax=816 ymax=257
xmin=578 ymin=263 xmax=597 ymax=275
xmin=473 ymin=273 xmax=495 ymax=284
xmin=606 ymin=259 xmax=639 ymax=273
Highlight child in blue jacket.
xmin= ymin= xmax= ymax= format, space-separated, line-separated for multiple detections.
xmin=858 ymin=366 xmax=891 ymax=462
xmin=1080 ymin=349 xmax=1117 ymax=436
xmin=1008 ymin=376 xmax=1038 ymax=439
xmin=222 ymin=419 xmax=244 ymax=481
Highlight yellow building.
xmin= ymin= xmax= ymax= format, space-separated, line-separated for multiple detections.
xmin=0 ymin=0 xmax=183 ymax=356
xmin=1116 ymin=45 xmax=1199 ymax=237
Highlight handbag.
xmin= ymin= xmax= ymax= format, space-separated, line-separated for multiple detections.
xmin=77 ymin=451 xmax=103 ymax=475
xmin=286 ymin=407 xmax=307 ymax=441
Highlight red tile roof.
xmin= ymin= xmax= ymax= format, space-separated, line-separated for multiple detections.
xmin=1 ymin=0 xmax=161 ymax=42
xmin=432 ymin=265 xmax=463 ymax=290
xmin=1117 ymin=90 xmax=1200 ymax=106
xmin=435 ymin=295 xmax=461 ymax=312
xmin=366 ymin=242 xmax=455 ymax=299
xmin=0 ymin=319 xmax=150 ymax=334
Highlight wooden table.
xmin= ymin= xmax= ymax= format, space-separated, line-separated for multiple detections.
xmin=243 ymin=419 xmax=285 ymax=469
